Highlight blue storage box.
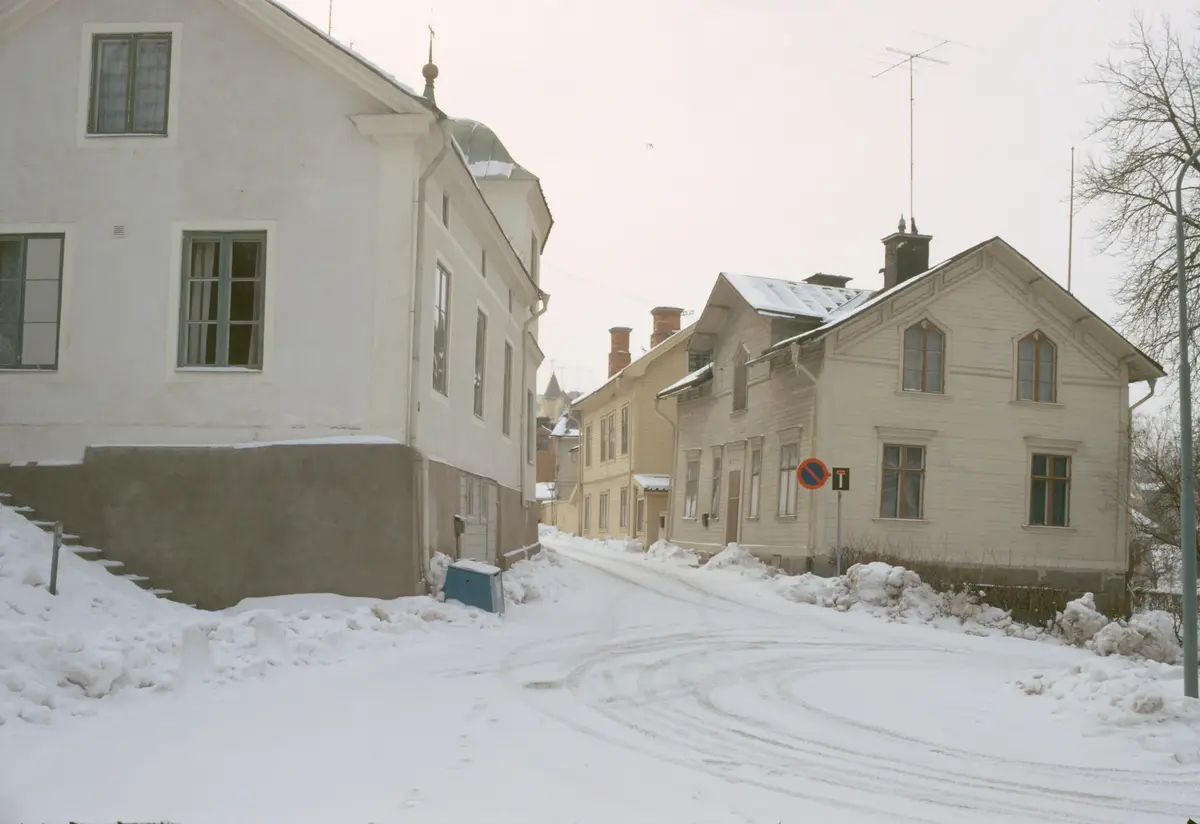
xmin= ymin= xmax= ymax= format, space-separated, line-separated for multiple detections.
xmin=444 ymin=560 xmax=505 ymax=615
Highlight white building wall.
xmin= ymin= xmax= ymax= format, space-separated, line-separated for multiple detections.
xmin=0 ymin=0 xmax=390 ymax=461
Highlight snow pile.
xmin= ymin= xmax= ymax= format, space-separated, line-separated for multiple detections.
xmin=702 ymin=543 xmax=777 ymax=579
xmin=645 ymin=540 xmax=699 ymax=567
xmin=536 ymin=525 xmax=641 ymax=554
xmin=0 ymin=503 xmax=564 ymax=726
xmin=1051 ymin=594 xmax=1182 ymax=664
xmin=1016 ymin=658 xmax=1200 ymax=749
xmin=503 ymin=548 xmax=572 ymax=605
xmin=1055 ymin=593 xmax=1110 ymax=646
xmin=428 ymin=551 xmax=452 ymax=596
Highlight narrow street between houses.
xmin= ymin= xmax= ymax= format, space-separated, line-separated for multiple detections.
xmin=1 ymin=532 xmax=1196 ymax=824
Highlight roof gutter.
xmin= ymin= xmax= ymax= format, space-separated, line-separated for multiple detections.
xmin=652 ymin=396 xmax=679 ymax=543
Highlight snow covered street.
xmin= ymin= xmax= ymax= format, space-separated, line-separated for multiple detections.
xmin=2 ymin=531 xmax=1199 ymax=824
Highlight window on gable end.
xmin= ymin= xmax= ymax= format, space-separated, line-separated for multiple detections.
xmin=732 ymin=343 xmax=750 ymax=411
xmin=1017 ymin=331 xmax=1056 ymax=403
xmin=89 ymin=32 xmax=172 ymax=136
xmin=902 ymin=321 xmax=944 ymax=393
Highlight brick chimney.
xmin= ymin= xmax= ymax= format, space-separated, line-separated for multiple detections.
xmin=881 ymin=216 xmax=932 ymax=290
xmin=608 ymin=326 xmax=632 ymax=377
xmin=649 ymin=306 xmax=683 ymax=348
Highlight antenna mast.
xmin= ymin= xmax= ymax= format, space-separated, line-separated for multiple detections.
xmin=873 ymin=40 xmax=951 ymax=222
xmin=1068 ymin=147 xmax=1075 ymax=293
xmin=327 ymin=0 xmax=333 ymax=36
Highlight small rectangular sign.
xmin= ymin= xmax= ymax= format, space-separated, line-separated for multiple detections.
xmin=832 ymin=467 xmax=850 ymax=492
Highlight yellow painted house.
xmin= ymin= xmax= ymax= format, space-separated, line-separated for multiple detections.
xmin=572 ymin=308 xmax=694 ymax=548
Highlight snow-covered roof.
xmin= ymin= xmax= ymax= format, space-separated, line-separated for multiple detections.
xmin=551 ymin=415 xmax=579 ymax=437
xmin=657 ymin=362 xmax=713 ymax=399
xmin=634 ymin=474 xmax=671 ymax=492
xmin=535 ymin=482 xmax=556 ymax=501
xmin=723 ymin=274 xmax=869 ymax=321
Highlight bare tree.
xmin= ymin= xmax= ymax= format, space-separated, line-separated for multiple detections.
xmin=1079 ymin=12 xmax=1200 ymax=371
xmin=1129 ymin=411 xmax=1194 ymax=590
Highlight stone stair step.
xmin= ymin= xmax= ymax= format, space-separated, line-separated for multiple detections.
xmin=121 ymin=574 xmax=150 ymax=583
xmin=32 ymin=521 xmax=58 ymax=530
xmin=96 ymin=559 xmax=124 ymax=568
xmin=70 ymin=546 xmax=102 ymax=555
xmin=13 ymin=506 xmax=34 ymax=513
xmin=148 ymin=589 xmax=173 ymax=596
xmin=0 ymin=492 xmax=11 ymax=499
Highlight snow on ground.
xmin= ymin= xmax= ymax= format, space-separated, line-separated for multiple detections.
xmin=1 ymin=521 xmax=1198 ymax=823
xmin=0 ymin=504 xmax=563 ymax=727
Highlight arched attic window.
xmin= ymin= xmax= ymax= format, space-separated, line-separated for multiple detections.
xmin=902 ymin=320 xmax=944 ymax=393
xmin=733 ymin=343 xmax=750 ymax=412
xmin=1018 ymin=331 xmax=1056 ymax=403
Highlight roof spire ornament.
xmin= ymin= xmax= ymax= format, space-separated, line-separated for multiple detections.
xmin=897 ymin=214 xmax=907 ymax=234
xmin=910 ymin=216 xmax=919 ymax=234
xmin=422 ymin=25 xmax=438 ymax=105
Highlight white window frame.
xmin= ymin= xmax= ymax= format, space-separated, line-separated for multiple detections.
xmin=683 ymin=452 xmax=700 ymax=519
xmin=747 ymin=439 xmax=762 ymax=519
xmin=165 ymin=220 xmax=277 ymax=381
xmin=473 ymin=306 xmax=488 ymax=419
xmin=432 ymin=262 xmax=451 ymax=396
xmin=77 ymin=22 xmax=183 ymax=149
xmin=710 ymin=446 xmax=723 ymax=519
xmin=778 ymin=441 xmax=799 ymax=518
xmin=598 ymin=491 xmax=609 ymax=530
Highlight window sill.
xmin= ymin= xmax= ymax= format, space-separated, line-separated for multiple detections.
xmin=1022 ymin=524 xmax=1075 ymax=534
xmin=175 ymin=367 xmax=262 ymax=374
xmin=872 ymin=517 xmax=931 ymax=526
xmin=895 ymin=390 xmax=952 ymax=401
xmin=775 ymin=515 xmax=798 ymax=522
xmin=0 ymin=367 xmax=58 ymax=373
xmin=1009 ymin=400 xmax=1064 ymax=410
xmin=730 ymin=408 xmax=748 ymax=418
xmin=86 ymin=131 xmax=168 ymax=139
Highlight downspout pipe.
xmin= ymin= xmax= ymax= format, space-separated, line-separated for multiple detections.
xmin=406 ymin=125 xmax=452 ymax=591
xmin=652 ymin=395 xmax=678 ymax=544
xmin=519 ymin=293 xmax=551 ymax=533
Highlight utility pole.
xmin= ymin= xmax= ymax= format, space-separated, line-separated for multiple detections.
xmin=873 ymin=40 xmax=951 ymax=223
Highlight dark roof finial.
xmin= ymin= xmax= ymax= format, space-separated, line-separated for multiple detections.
xmin=422 ymin=25 xmax=438 ymax=105
xmin=910 ymin=216 xmax=918 ymax=235
xmin=897 ymin=214 xmax=907 ymax=234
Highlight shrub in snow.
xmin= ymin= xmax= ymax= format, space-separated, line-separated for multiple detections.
xmin=1054 ymin=593 xmax=1110 ymax=646
xmin=503 ymin=549 xmax=571 ymax=605
xmin=645 ymin=540 xmax=699 ymax=567
xmin=427 ymin=551 xmax=451 ymax=596
xmin=1092 ymin=611 xmax=1181 ymax=664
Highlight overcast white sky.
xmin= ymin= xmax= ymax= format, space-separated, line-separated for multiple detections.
xmin=286 ymin=0 xmax=1191 ymax=408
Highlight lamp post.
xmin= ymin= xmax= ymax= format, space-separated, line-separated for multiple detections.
xmin=1173 ymin=148 xmax=1200 ymax=699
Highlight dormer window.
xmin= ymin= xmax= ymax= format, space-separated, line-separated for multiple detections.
xmin=902 ymin=320 xmax=944 ymax=393
xmin=1017 ymin=331 xmax=1056 ymax=403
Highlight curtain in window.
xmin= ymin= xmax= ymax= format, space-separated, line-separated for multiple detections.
xmin=184 ymin=240 xmax=220 ymax=365
xmin=0 ymin=241 xmax=20 ymax=366
xmin=95 ymin=39 xmax=132 ymax=133
xmin=132 ymin=37 xmax=170 ymax=132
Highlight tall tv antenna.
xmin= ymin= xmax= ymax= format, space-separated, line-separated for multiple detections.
xmin=327 ymin=0 xmax=333 ymax=36
xmin=873 ymin=39 xmax=951 ymax=222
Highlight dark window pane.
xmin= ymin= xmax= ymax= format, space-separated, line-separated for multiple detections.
xmin=184 ymin=322 xmax=218 ymax=366
xmin=230 ymin=240 xmax=261 ymax=279
xmin=132 ymin=36 xmax=170 ymax=132
xmin=1030 ymin=479 xmax=1047 ymax=525
xmin=1018 ymin=337 xmax=1035 ymax=362
xmin=1017 ymin=357 xmax=1035 ymax=383
xmin=1051 ymin=480 xmax=1069 ymax=526
xmin=229 ymin=279 xmax=261 ymax=322
xmin=902 ymin=368 xmax=923 ymax=391
xmin=904 ymin=325 xmax=922 ymax=349
xmin=0 ymin=279 xmax=20 ymax=325
xmin=901 ymin=471 xmax=922 ymax=518
xmin=904 ymin=446 xmax=924 ymax=469
xmin=1038 ymin=371 xmax=1055 ymax=402
xmin=880 ymin=470 xmax=899 ymax=518
xmin=0 ymin=323 xmax=17 ymax=366
xmin=0 ymin=240 xmax=20 ymax=280
xmin=188 ymin=240 xmax=220 ymax=279
xmin=1038 ymin=340 xmax=1055 ymax=366
xmin=93 ymin=38 xmax=131 ymax=133
xmin=1017 ymin=379 xmax=1034 ymax=401
xmin=883 ymin=446 xmax=901 ymax=468
xmin=1032 ymin=454 xmax=1048 ymax=476
xmin=227 ymin=323 xmax=260 ymax=367
xmin=1052 ymin=456 xmax=1069 ymax=477
xmin=925 ymin=352 xmax=942 ymax=392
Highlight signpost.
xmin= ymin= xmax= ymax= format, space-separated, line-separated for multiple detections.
xmin=832 ymin=468 xmax=850 ymax=574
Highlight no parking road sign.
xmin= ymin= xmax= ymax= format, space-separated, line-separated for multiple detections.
xmin=796 ymin=458 xmax=829 ymax=490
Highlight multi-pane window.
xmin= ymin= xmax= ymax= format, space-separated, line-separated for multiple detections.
xmin=0 ymin=234 xmax=64 ymax=369
xmin=585 ymin=424 xmax=593 ymax=467
xmin=179 ymin=232 xmax=266 ymax=368
xmin=733 ymin=343 xmax=750 ymax=411
xmin=880 ymin=444 xmax=925 ymax=520
xmin=584 ymin=495 xmax=591 ymax=533
xmin=710 ymin=448 xmax=723 ymax=518
xmin=432 ymin=264 xmax=451 ymax=394
xmin=688 ymin=350 xmax=713 ymax=373
xmin=502 ymin=343 xmax=513 ymax=435
xmin=606 ymin=415 xmax=616 ymax=461
xmin=1017 ymin=331 xmax=1056 ymax=403
xmin=441 ymin=193 xmax=451 ymax=228
xmin=1030 ymin=454 xmax=1071 ymax=527
xmin=684 ymin=457 xmax=700 ymax=518
xmin=598 ymin=492 xmax=609 ymax=530
xmin=748 ymin=445 xmax=762 ymax=518
xmin=88 ymin=33 xmax=172 ymax=136
xmin=600 ymin=415 xmax=610 ymax=462
xmin=635 ymin=495 xmax=645 ymax=535
xmin=620 ymin=406 xmax=629 ymax=454
xmin=778 ymin=443 xmax=799 ymax=516
xmin=619 ymin=487 xmax=628 ymax=529
xmin=902 ymin=321 xmax=944 ymax=393
xmin=473 ymin=310 xmax=487 ymax=418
